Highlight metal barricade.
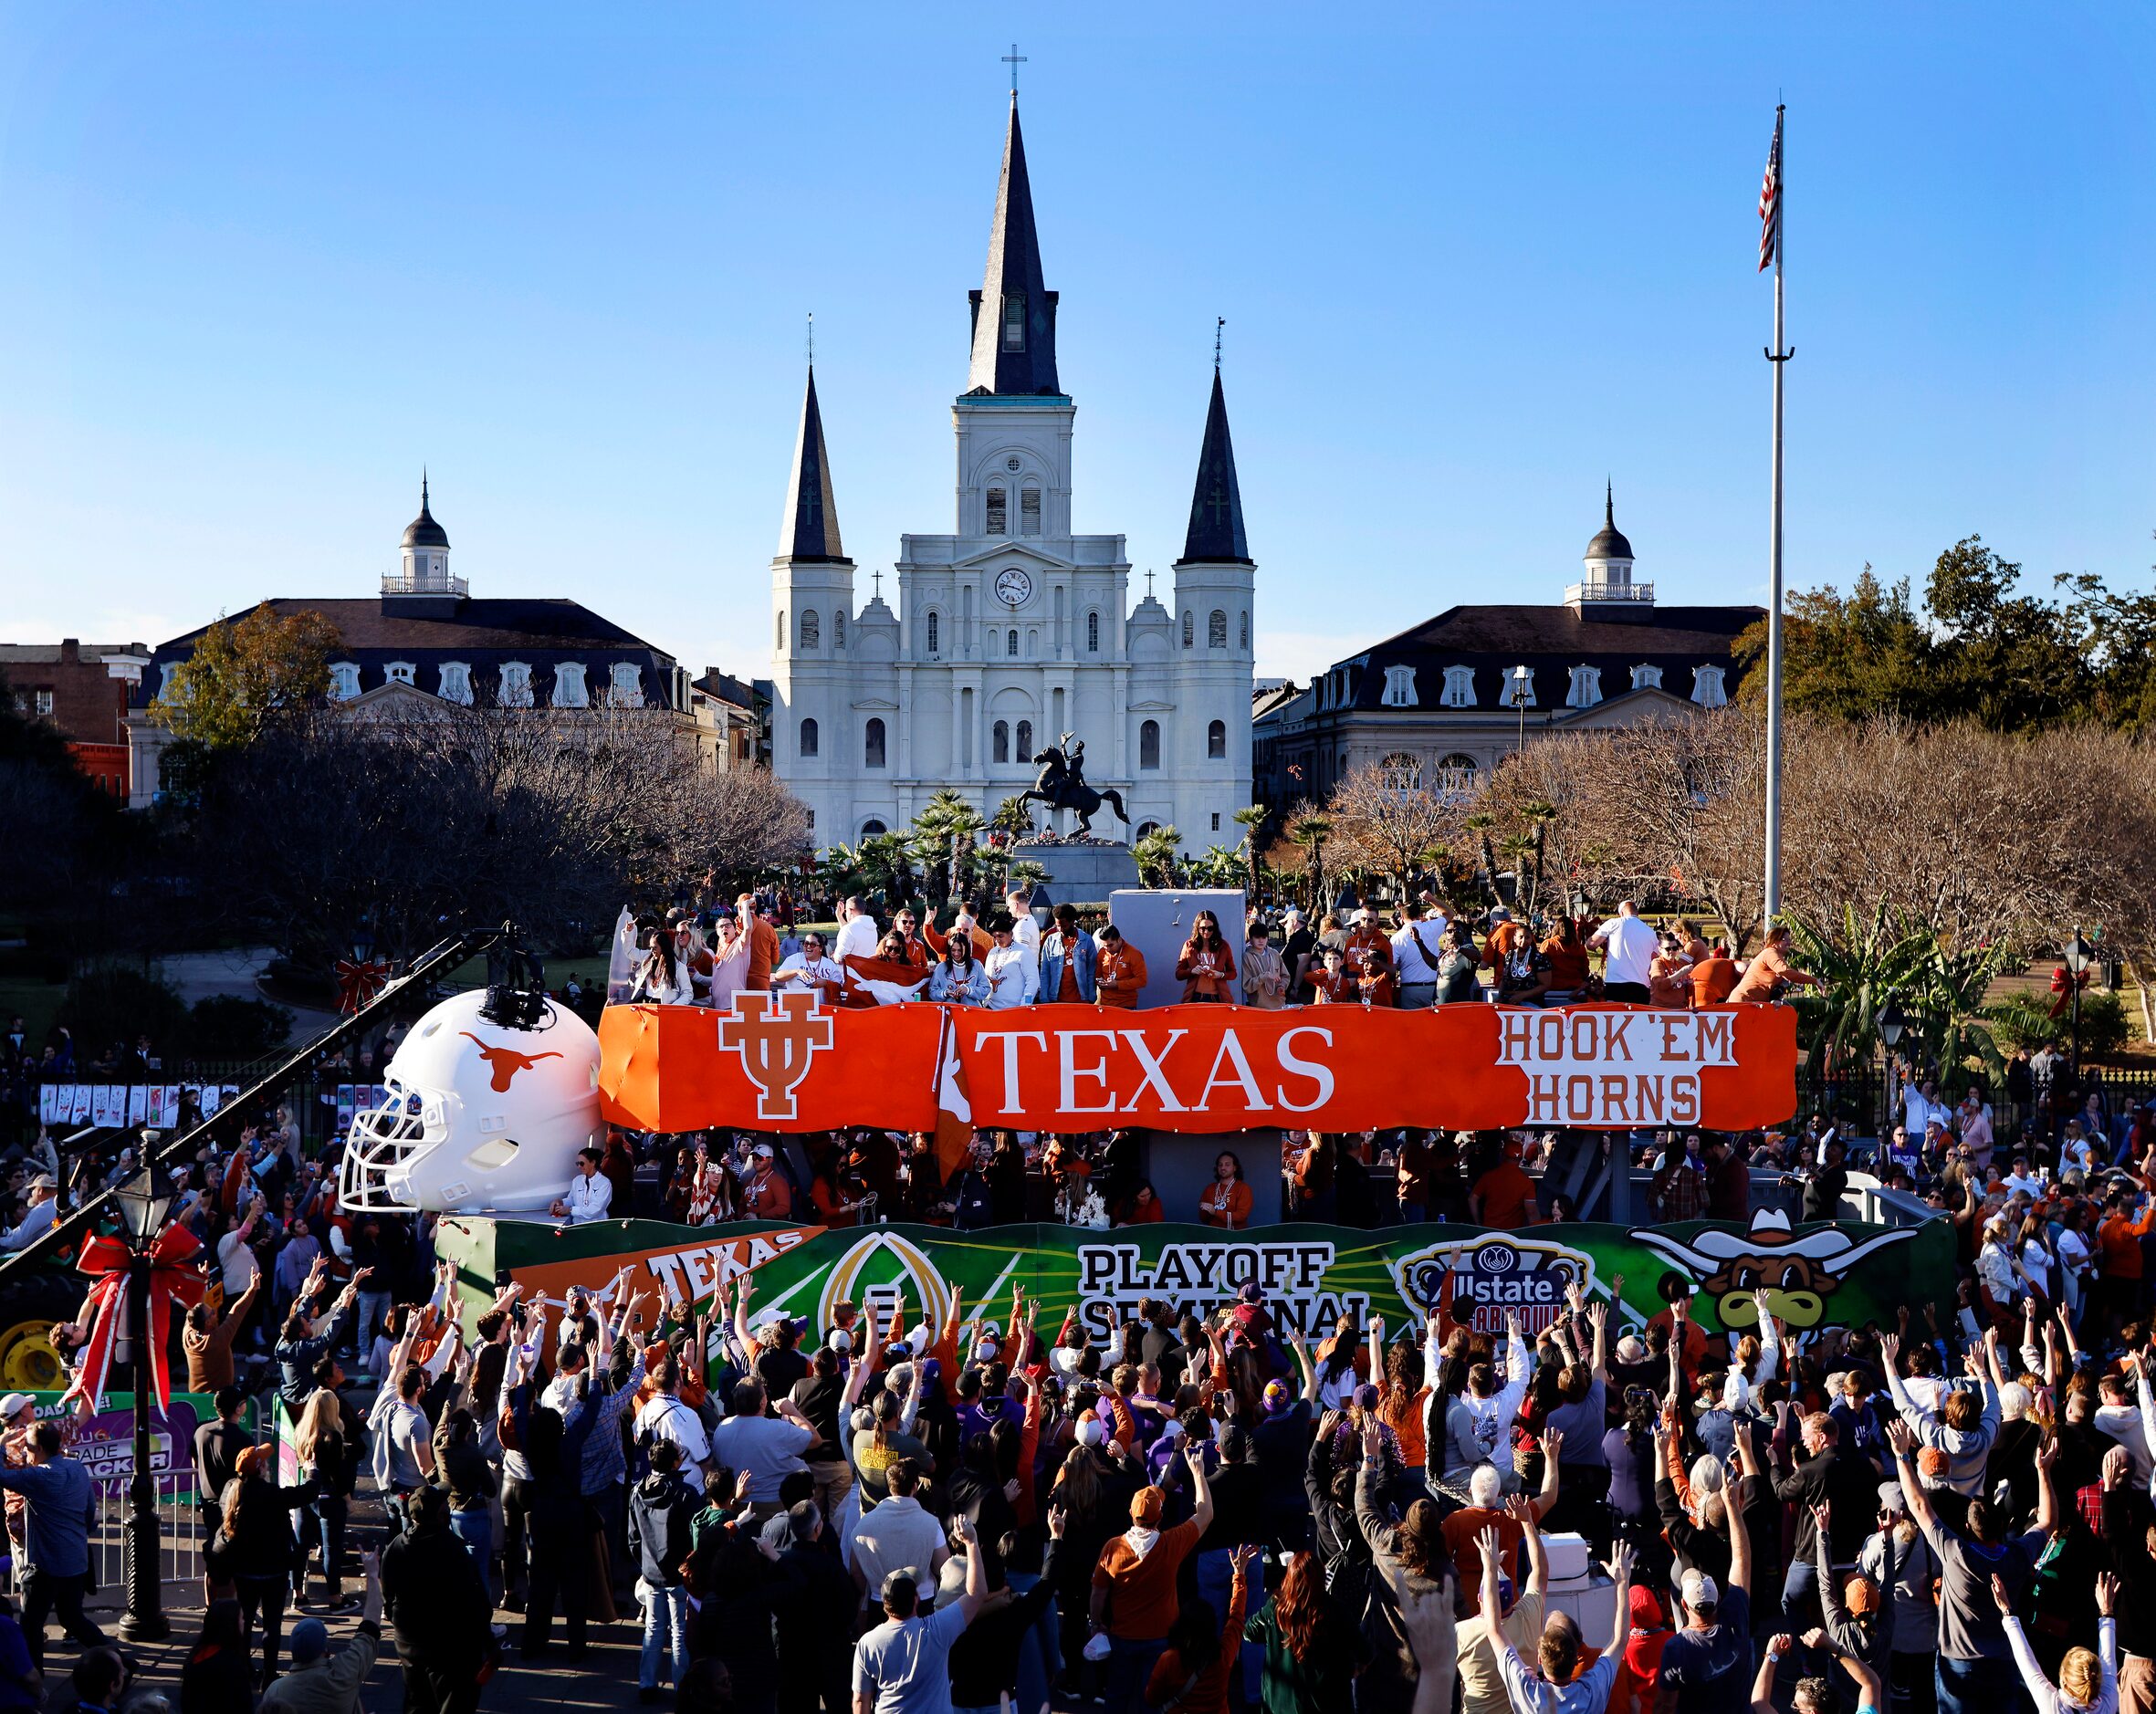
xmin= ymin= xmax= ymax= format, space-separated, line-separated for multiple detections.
xmin=88 ymin=1468 xmax=205 ymax=1599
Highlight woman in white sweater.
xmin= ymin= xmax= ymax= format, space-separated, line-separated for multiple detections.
xmin=1994 ymin=1571 xmax=2118 ymax=1714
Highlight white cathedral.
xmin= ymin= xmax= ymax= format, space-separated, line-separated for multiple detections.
xmin=767 ymin=95 xmax=1255 ymax=852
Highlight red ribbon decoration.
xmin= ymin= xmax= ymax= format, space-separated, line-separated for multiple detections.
xmin=2047 ymin=964 xmax=2091 ymax=1020
xmin=334 ymin=956 xmax=392 ymax=1016
xmin=60 ymin=1224 xmax=207 ymax=1416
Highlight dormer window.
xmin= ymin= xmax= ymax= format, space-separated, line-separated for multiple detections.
xmin=1566 ymin=665 xmax=1603 ymax=709
xmin=551 ymin=663 xmax=590 ymax=708
xmin=1440 ymin=666 xmax=1475 ymax=707
xmin=384 ymin=661 xmax=416 ymax=687
xmin=437 ymin=663 xmax=473 ymax=705
xmin=1001 ymin=292 xmax=1026 ymax=351
xmin=1020 ymin=488 xmax=1041 ymax=535
xmin=328 ymin=662 xmax=361 ymax=701
xmin=1691 ymin=664 xmax=1728 ymax=708
xmin=986 ymin=487 xmax=1007 ymax=535
xmin=1631 ymin=664 xmax=1663 ymax=691
xmin=498 ymin=662 xmax=533 ymax=708
xmin=1381 ymin=666 xmax=1418 ymax=707
xmin=609 ymin=663 xmax=644 ymax=707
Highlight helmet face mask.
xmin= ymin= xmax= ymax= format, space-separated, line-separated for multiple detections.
xmin=339 ymin=990 xmax=602 ymax=1216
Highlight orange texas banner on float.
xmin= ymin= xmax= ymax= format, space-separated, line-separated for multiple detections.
xmin=596 ymin=998 xmax=1796 ymax=1136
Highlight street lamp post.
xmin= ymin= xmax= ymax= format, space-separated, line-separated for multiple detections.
xmin=111 ymin=1165 xmax=174 ymax=1644
xmin=2063 ymin=928 xmax=2097 ymax=1102
xmin=1510 ymin=666 xmax=1532 ymax=757
xmin=1876 ymin=1000 xmax=1906 ymax=1154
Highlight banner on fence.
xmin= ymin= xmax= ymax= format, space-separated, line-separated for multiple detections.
xmin=37 ymin=1084 xmax=239 ymax=1133
xmin=442 ymin=1204 xmax=1947 ymax=1358
xmin=17 ymin=1391 xmax=231 ymax=1499
xmin=596 ymin=1000 xmax=1797 ymax=1137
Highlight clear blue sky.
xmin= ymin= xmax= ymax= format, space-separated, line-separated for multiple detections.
xmin=2 ymin=5 xmax=2151 ymax=687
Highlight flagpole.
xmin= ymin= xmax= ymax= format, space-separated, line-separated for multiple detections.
xmin=1764 ymin=104 xmax=1790 ymax=934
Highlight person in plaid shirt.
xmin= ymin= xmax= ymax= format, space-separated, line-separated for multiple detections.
xmin=1652 ymin=1134 xmax=1710 ymax=1223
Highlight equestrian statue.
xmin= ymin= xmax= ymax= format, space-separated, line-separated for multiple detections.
xmin=1019 ymin=734 xmax=1131 ymax=839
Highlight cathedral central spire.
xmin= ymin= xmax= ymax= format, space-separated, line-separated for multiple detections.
xmin=966 ymin=96 xmax=1061 ymax=397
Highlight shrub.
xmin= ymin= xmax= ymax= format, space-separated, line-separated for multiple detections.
xmin=182 ymin=994 xmax=293 ymax=1059
xmin=54 ymin=966 xmax=188 ymax=1059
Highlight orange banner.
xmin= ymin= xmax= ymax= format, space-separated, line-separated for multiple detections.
xmin=598 ymin=998 xmax=1795 ymax=1135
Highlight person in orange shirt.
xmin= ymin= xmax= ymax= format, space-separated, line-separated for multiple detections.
xmin=1482 ymin=907 xmax=1526 ymax=973
xmin=888 ymin=906 xmax=934 ymax=969
xmin=2095 ymin=1187 xmax=2156 ymax=1322
xmin=1728 ymin=924 xmax=1821 ymax=1004
xmin=1311 ymin=946 xmax=1357 ymax=1004
xmin=1470 ymin=1138 xmax=1541 ymax=1229
xmin=1176 ymin=912 xmax=1238 ymax=1003
xmin=1198 ymin=1151 xmax=1254 ymax=1228
xmin=1344 ymin=909 xmax=1396 ymax=1008
xmin=1688 ymin=944 xmax=1739 ymax=1007
xmin=741 ymin=1143 xmax=793 ymax=1219
xmin=1090 ymin=1453 xmax=1215 ymax=1688
xmin=738 ymin=894 xmax=780 ymax=992
xmin=924 ymin=908 xmax=993 ymax=961
xmin=1648 ymin=932 xmax=1694 ymax=1009
xmin=1120 ymin=1182 xmax=1166 ymax=1225
xmin=1094 ymin=926 xmax=1148 ymax=1009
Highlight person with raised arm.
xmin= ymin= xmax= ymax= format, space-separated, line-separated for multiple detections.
xmin=1481 ymin=1523 xmax=1634 ymax=1714
xmin=1749 ymin=1626 xmax=1888 ymax=1714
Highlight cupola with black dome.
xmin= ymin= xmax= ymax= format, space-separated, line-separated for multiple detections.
xmin=1568 ymin=482 xmax=1652 ymax=618
xmin=384 ymin=474 xmax=466 ymax=611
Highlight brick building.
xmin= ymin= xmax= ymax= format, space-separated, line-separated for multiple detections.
xmin=0 ymin=639 xmax=152 ymax=796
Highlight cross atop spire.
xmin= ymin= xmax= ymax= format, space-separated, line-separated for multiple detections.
xmin=965 ymin=95 xmax=1060 ymax=397
xmin=1001 ymin=43 xmax=1026 ymax=94
xmin=780 ymin=364 xmax=850 ymax=564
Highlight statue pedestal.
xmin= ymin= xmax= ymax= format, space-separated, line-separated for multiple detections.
xmin=1012 ymin=840 xmax=1138 ymax=906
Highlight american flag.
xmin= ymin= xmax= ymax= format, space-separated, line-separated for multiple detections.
xmin=1757 ymin=106 xmax=1784 ymax=272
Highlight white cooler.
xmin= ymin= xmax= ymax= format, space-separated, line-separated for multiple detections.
xmin=1541 ymin=1531 xmax=1593 ymax=1583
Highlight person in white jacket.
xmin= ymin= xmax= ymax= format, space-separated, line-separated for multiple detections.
xmin=983 ymin=915 xmax=1039 ymax=1009
xmin=628 ymin=929 xmax=694 ymax=1006
xmin=1431 ymin=1310 xmax=1533 ymax=1486
xmin=550 ymin=1146 xmax=612 ymax=1224
xmin=1994 ymin=1570 xmax=2117 ymax=1714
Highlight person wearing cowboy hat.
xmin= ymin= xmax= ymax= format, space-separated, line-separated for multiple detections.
xmin=0 ymin=1176 xmax=58 ymax=1253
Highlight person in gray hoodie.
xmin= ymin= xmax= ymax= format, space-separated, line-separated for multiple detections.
xmin=1881 ymin=1330 xmax=2004 ymax=1499
xmin=627 ymin=1440 xmax=700 ymax=1704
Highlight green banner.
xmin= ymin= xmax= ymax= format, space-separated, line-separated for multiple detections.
xmin=17 ymin=1390 xmax=239 ymax=1503
xmin=436 ymin=1208 xmax=1952 ymax=1359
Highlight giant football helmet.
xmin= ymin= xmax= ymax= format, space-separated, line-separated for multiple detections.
xmin=340 ymin=988 xmax=602 ymax=1215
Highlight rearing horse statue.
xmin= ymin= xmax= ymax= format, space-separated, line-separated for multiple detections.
xmin=1018 ymin=736 xmax=1131 ymax=839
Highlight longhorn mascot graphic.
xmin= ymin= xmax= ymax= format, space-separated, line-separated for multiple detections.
xmin=1631 ymin=1209 xmax=1916 ymax=1331
xmin=340 ymin=988 xmax=603 ymax=1215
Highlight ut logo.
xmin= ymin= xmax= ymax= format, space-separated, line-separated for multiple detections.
xmin=716 ymin=991 xmax=834 ymax=1122
xmin=458 ymin=1033 xmax=562 ymax=1092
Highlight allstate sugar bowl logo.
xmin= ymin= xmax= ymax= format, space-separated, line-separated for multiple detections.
xmin=1391 ymin=1235 xmax=1597 ymax=1340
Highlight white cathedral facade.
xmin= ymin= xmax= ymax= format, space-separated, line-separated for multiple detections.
xmin=767 ymin=96 xmax=1255 ymax=852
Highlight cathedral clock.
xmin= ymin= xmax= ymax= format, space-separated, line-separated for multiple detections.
xmin=994 ymin=567 xmax=1033 ymax=608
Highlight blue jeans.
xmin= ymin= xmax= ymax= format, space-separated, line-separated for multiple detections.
xmin=450 ymin=1506 xmax=493 ymax=1592
xmin=1105 ymin=1636 xmax=1168 ymax=1714
xmin=1937 ymin=1655 xmax=2024 ymax=1714
xmin=1195 ymin=1546 xmax=1264 ymax=1708
xmin=639 ymin=1581 xmax=691 ymax=1689
xmin=356 ymin=1291 xmax=392 ymax=1365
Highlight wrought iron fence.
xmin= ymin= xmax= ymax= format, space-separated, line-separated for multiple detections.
xmin=87 ymin=1468 xmax=206 ymax=1597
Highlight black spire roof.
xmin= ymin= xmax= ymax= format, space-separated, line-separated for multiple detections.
xmin=1585 ymin=481 xmax=1635 ymax=561
xmin=966 ymin=97 xmax=1061 ymax=397
xmin=401 ymin=475 xmax=449 ymax=549
xmin=780 ymin=365 xmax=849 ymax=563
xmin=1175 ymin=368 xmax=1251 ymax=566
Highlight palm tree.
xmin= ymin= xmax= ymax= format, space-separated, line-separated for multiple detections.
xmin=1287 ymin=813 xmax=1332 ymax=911
xmin=1463 ymin=812 xmax=1503 ymax=907
xmin=1233 ymin=804 xmax=1269 ymax=896
xmin=1134 ymin=825 xmax=1183 ymax=888
xmin=909 ymin=789 xmax=984 ymax=905
xmin=991 ymin=795 xmax=1036 ymax=838
xmin=1192 ymin=845 xmax=1244 ymax=891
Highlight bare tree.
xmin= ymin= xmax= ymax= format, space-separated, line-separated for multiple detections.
xmin=173 ymin=705 xmax=809 ymax=967
xmin=1324 ymin=763 xmax=1453 ymax=902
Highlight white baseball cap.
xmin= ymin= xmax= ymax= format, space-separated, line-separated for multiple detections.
xmin=0 ymin=1394 xmax=31 ymax=1420
xmin=1680 ymin=1569 xmax=1719 ymax=1610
